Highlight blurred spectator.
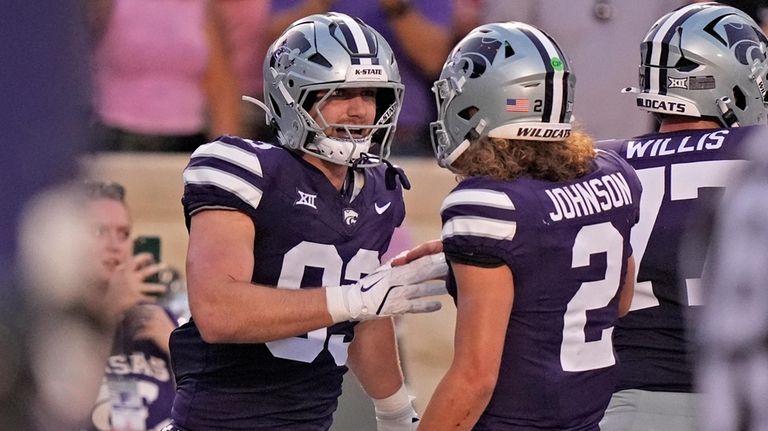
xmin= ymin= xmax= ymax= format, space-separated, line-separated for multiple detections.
xmin=479 ymin=0 xmax=687 ymax=140
xmin=695 ymin=126 xmax=768 ymax=431
xmin=18 ymin=181 xmax=169 ymax=430
xmin=269 ymin=0 xmax=453 ymax=156
xmin=67 ymin=182 xmax=179 ymax=431
xmin=217 ymin=0 xmax=275 ymax=142
xmin=91 ymin=0 xmax=242 ymax=152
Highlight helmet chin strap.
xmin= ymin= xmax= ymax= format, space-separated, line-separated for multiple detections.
xmin=307 ymin=134 xmax=373 ymax=165
xmin=716 ymin=96 xmax=740 ymax=127
xmin=306 ymin=101 xmax=398 ymax=165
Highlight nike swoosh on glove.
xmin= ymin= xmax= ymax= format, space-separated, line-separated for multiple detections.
xmin=325 ymin=253 xmax=448 ymax=322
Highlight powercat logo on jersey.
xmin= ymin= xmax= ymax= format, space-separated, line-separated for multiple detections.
xmin=347 ymin=65 xmax=388 ymax=82
xmin=516 ymin=127 xmax=571 ymax=139
xmin=343 ymin=208 xmax=358 ymax=226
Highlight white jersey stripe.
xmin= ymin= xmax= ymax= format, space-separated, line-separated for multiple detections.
xmin=441 ymin=189 xmax=515 ymax=212
xmin=442 ymin=216 xmax=517 ymax=241
xmin=192 ymin=141 xmax=263 ymax=178
xmin=184 ymin=166 xmax=263 ymax=211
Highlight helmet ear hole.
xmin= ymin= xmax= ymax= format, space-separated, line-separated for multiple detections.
xmin=504 ymin=42 xmax=515 ymax=59
xmin=308 ymin=53 xmax=332 ymax=68
xmin=764 ymin=72 xmax=768 ymax=103
xmin=458 ymin=107 xmax=480 ymax=141
xmin=458 ymin=106 xmax=478 ymax=120
xmin=674 ymin=57 xmax=699 ymax=72
xmin=732 ymin=86 xmax=747 ymax=110
xmin=270 ymin=95 xmax=282 ymax=118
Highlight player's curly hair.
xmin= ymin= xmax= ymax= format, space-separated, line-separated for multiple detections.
xmin=452 ymin=130 xmax=597 ymax=182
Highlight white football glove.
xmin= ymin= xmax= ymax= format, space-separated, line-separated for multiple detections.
xmin=325 ymin=253 xmax=448 ymax=322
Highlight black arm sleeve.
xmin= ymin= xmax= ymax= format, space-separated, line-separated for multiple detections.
xmin=445 ymin=250 xmax=506 ymax=268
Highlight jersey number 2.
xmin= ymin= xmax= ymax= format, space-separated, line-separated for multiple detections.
xmin=561 ymin=222 xmax=624 ymax=372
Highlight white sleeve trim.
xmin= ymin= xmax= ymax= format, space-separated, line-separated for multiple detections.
xmin=442 ymin=216 xmax=517 ymax=240
xmin=184 ymin=166 xmax=263 ymax=211
xmin=441 ymin=189 xmax=515 ymax=212
xmin=192 ymin=141 xmax=263 ymax=178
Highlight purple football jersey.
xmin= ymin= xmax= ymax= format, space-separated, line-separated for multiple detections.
xmin=440 ymin=150 xmax=642 ymax=430
xmin=89 ymin=306 xmax=178 ymax=431
xmin=596 ymin=126 xmax=758 ymax=393
xmin=171 ymin=136 xmax=405 ymax=430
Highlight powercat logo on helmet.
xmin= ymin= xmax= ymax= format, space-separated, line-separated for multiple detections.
xmin=347 ymin=65 xmax=388 ymax=82
xmin=723 ymin=22 xmax=768 ymax=66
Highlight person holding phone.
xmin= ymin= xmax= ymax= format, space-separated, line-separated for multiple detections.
xmin=80 ymin=181 xmax=180 ymax=431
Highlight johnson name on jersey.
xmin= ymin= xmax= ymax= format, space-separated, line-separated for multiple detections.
xmin=172 ymin=136 xmax=406 ymax=430
xmin=440 ymin=150 xmax=642 ymax=429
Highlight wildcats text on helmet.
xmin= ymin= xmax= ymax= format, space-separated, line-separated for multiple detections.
xmin=516 ymin=128 xmax=571 ymax=139
xmin=637 ymin=98 xmax=686 ymax=113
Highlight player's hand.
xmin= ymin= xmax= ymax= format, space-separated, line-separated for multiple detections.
xmin=391 ymin=239 xmax=443 ymax=267
xmin=326 ymin=253 xmax=448 ymax=322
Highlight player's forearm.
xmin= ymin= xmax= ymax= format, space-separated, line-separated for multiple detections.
xmin=418 ymin=368 xmax=494 ymax=430
xmin=190 ymin=279 xmax=335 ymax=343
xmin=267 ymin=0 xmax=333 ymax=41
xmin=348 ymin=318 xmax=405 ymax=399
xmin=387 ymin=12 xmax=450 ymax=77
xmin=204 ymin=1 xmax=243 ymax=137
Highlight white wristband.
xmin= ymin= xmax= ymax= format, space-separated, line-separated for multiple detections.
xmin=325 ymin=285 xmax=351 ymax=323
xmin=373 ymin=384 xmax=411 ymax=416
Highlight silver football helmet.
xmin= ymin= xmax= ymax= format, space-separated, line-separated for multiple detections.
xmin=257 ymin=13 xmax=404 ymax=166
xmin=430 ymin=21 xmax=575 ymax=169
xmin=625 ymin=2 xmax=768 ymax=127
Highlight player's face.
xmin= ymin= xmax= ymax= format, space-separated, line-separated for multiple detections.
xmin=310 ymin=88 xmax=377 ymax=139
xmin=85 ymin=198 xmax=132 ymax=283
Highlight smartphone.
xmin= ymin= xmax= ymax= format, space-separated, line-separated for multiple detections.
xmin=133 ymin=235 xmax=161 ymax=283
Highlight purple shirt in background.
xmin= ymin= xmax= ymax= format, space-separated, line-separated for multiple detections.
xmin=271 ymin=1 xmax=453 ymax=135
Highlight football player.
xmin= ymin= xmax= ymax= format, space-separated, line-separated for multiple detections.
xmin=167 ymin=13 xmax=447 ymax=431
xmin=416 ymin=21 xmax=642 ymax=430
xmin=596 ymin=3 xmax=768 ymax=431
